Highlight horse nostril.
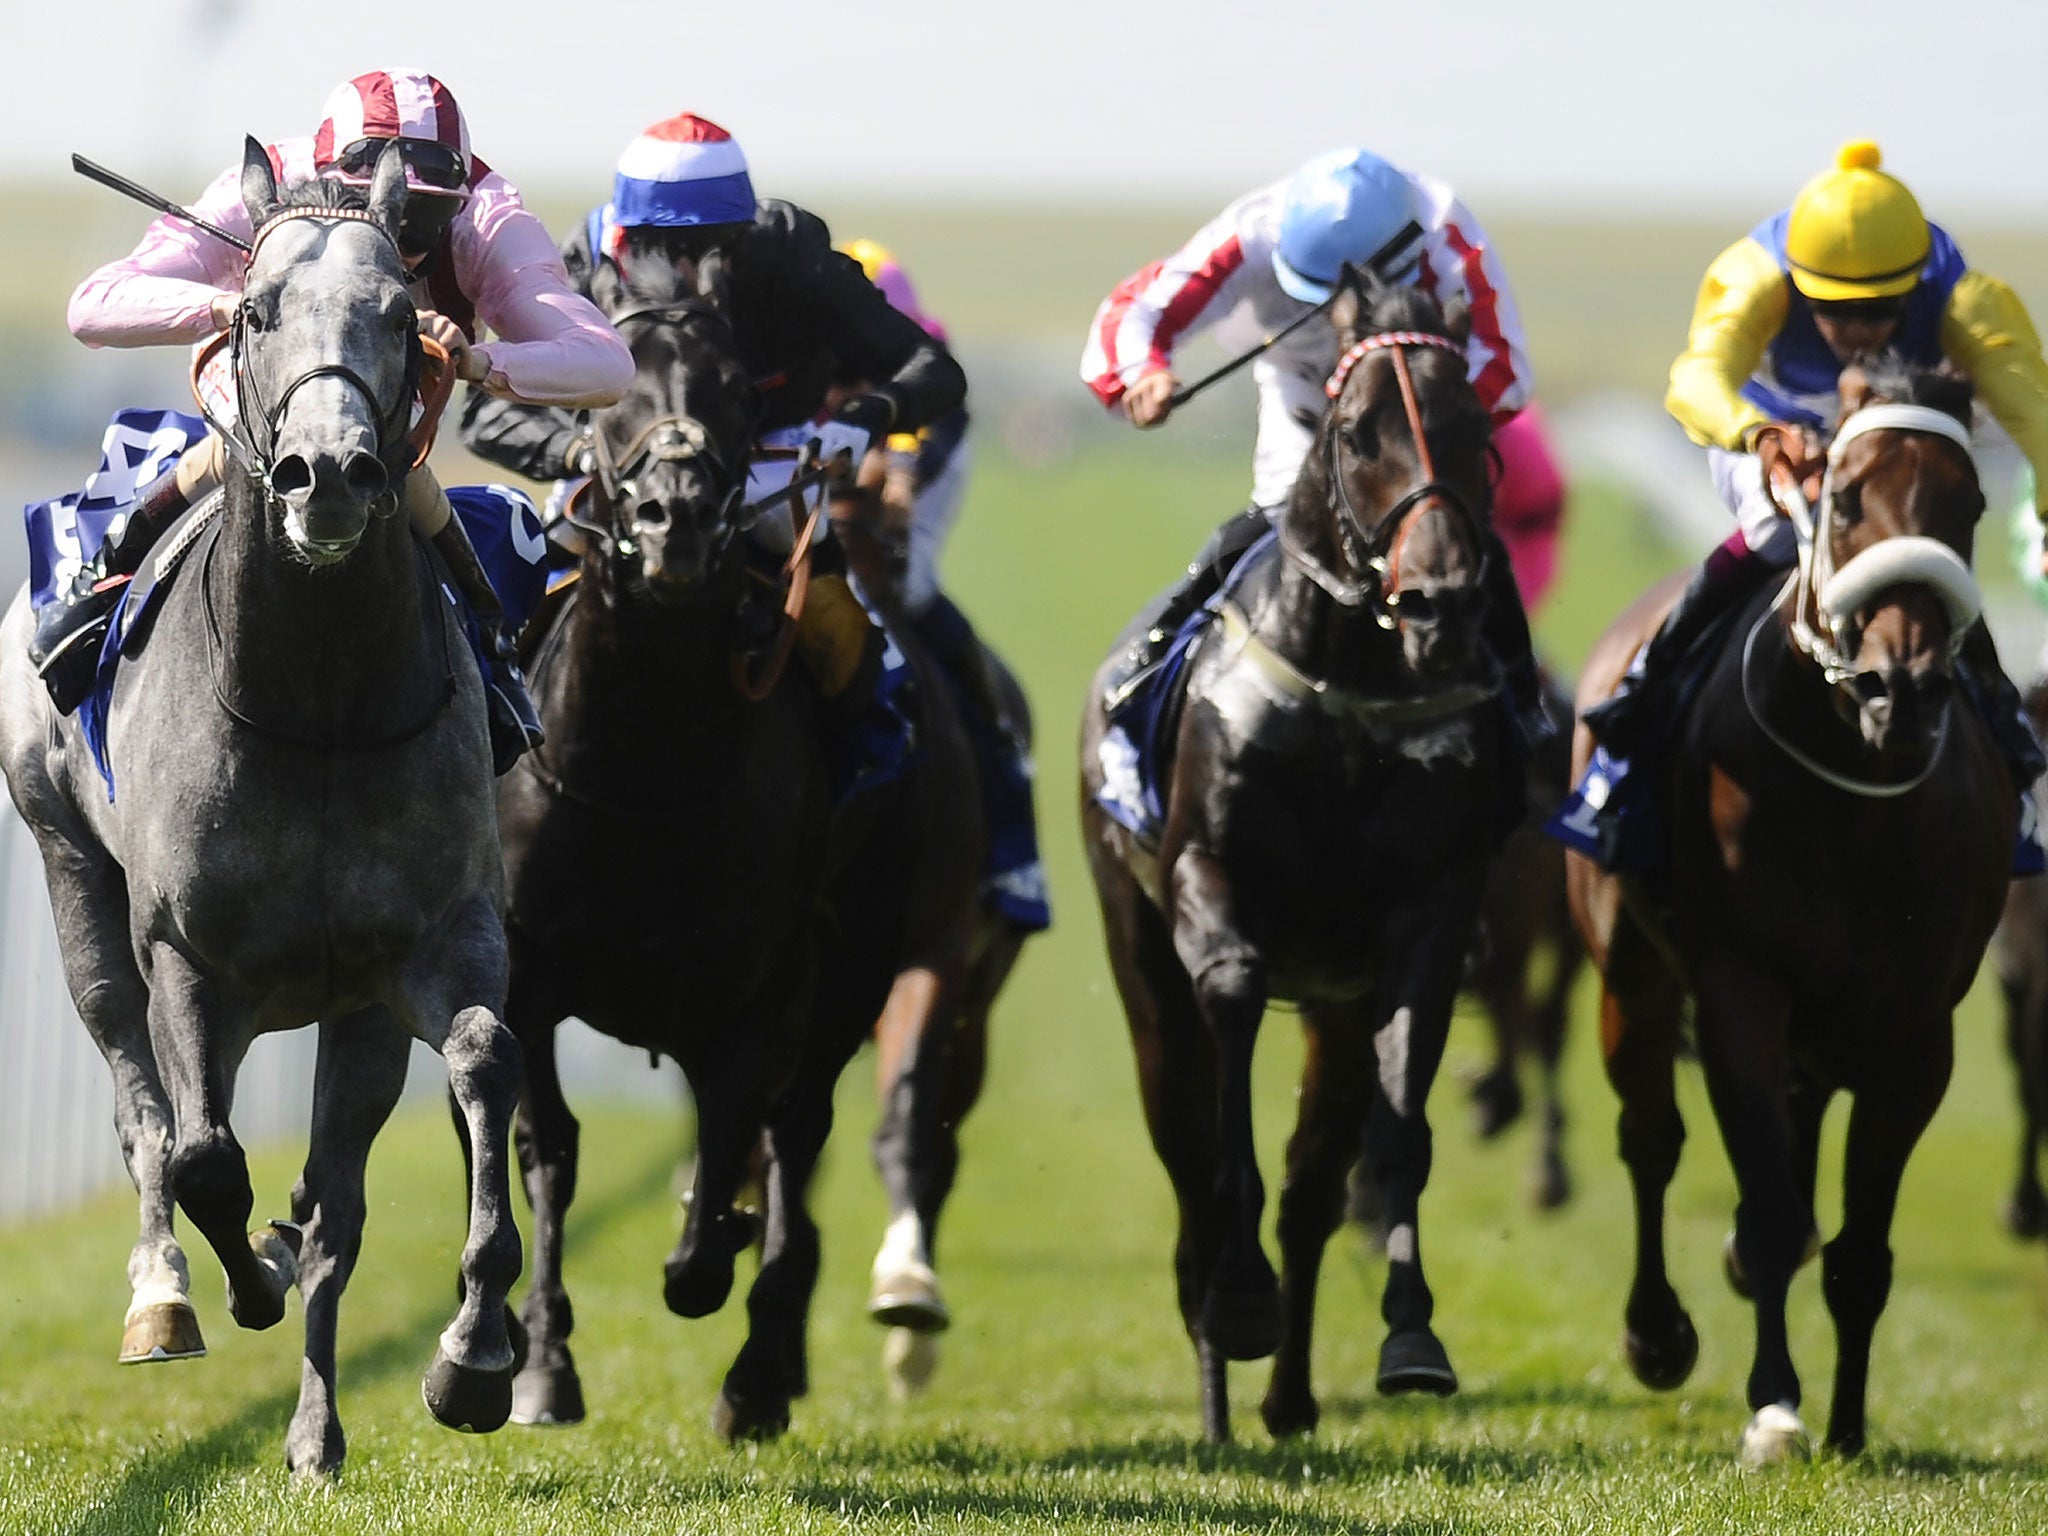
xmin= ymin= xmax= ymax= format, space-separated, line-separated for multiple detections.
xmin=270 ymin=454 xmax=313 ymax=498
xmin=1399 ymin=591 xmax=1437 ymax=624
xmin=635 ymin=500 xmax=671 ymax=531
xmin=342 ymin=451 xmax=387 ymax=500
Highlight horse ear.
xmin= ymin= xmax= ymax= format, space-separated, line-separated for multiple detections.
xmin=1440 ymin=292 xmax=1472 ymax=346
xmin=239 ymin=135 xmax=278 ymax=228
xmin=695 ymin=247 xmax=733 ymax=313
xmin=1330 ymin=264 xmax=1369 ymax=346
xmin=367 ymin=140 xmax=408 ymax=244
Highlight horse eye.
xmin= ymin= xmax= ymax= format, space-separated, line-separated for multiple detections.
xmin=1835 ymin=484 xmax=1864 ymax=525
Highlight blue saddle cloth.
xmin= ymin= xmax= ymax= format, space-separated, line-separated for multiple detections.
xmin=1093 ymin=530 xmax=1277 ymax=846
xmin=23 ymin=410 xmax=548 ymax=800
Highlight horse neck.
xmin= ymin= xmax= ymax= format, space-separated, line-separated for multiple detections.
xmin=207 ymin=468 xmax=441 ymax=734
xmin=549 ymin=555 xmax=753 ymax=741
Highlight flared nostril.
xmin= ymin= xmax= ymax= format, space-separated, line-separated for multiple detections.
xmin=635 ymin=500 xmax=671 ymax=532
xmin=342 ymin=450 xmax=388 ymax=500
xmin=270 ymin=454 xmax=313 ymax=499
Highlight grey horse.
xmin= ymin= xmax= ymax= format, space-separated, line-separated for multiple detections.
xmin=0 ymin=141 xmax=521 ymax=1476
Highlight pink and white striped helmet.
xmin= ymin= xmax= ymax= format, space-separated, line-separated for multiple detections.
xmin=312 ymin=70 xmax=474 ymax=196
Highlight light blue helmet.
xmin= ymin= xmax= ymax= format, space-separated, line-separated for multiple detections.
xmin=1272 ymin=149 xmax=1423 ymax=304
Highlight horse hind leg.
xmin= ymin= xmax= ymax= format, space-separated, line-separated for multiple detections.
xmin=2001 ymin=967 xmax=2048 ymax=1238
xmin=509 ymin=1010 xmax=585 ymax=1428
xmin=282 ymin=1008 xmax=411 ymax=1477
xmin=1603 ymin=929 xmax=1699 ymax=1393
xmin=868 ymin=964 xmax=964 ymax=1342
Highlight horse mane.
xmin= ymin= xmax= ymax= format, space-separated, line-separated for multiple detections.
xmin=1363 ymin=284 xmax=1450 ymax=338
xmin=1854 ymin=352 xmax=1975 ymax=427
xmin=277 ymin=175 xmax=371 ymax=214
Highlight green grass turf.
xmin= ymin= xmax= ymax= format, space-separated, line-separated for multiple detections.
xmin=3 ymin=441 xmax=2048 ymax=1533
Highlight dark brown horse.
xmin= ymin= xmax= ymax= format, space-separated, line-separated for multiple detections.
xmin=496 ymin=263 xmax=982 ymax=1440
xmin=1993 ymin=681 xmax=2048 ymax=1241
xmin=831 ymin=477 xmax=1035 ymax=1396
xmin=1568 ymin=360 xmax=2011 ymax=1465
xmin=1082 ymin=275 xmax=1513 ymax=1442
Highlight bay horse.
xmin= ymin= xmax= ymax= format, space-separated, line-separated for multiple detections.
xmin=1081 ymin=274 xmax=1512 ymax=1442
xmin=831 ymin=475 xmax=1035 ymax=1395
xmin=496 ymin=257 xmax=982 ymax=1438
xmin=1567 ymin=359 xmax=2011 ymax=1465
xmin=0 ymin=143 xmax=522 ymax=1476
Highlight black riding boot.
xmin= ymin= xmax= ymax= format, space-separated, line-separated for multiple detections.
xmin=430 ymin=517 xmax=545 ymax=775
xmin=31 ymin=469 xmax=190 ymax=713
xmin=1958 ymin=621 xmax=2048 ymax=787
xmin=1104 ymin=506 xmax=1271 ymax=710
xmin=1583 ymin=534 xmax=1775 ymax=757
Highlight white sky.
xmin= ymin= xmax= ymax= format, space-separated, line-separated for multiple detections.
xmin=6 ymin=0 xmax=2047 ymax=223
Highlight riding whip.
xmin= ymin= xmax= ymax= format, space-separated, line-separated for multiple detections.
xmin=70 ymin=153 xmax=253 ymax=255
xmin=1166 ymin=295 xmax=1333 ymax=408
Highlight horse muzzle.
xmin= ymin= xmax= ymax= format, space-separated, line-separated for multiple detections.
xmin=1392 ymin=579 xmax=1485 ymax=681
xmin=272 ymin=444 xmax=391 ymax=565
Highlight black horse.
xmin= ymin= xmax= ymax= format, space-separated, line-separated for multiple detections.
xmin=0 ymin=145 xmax=520 ymax=1476
xmin=496 ymin=258 xmax=983 ymax=1438
xmin=1081 ymin=275 xmax=1513 ymax=1441
xmin=1570 ymin=360 xmax=2012 ymax=1464
xmin=1993 ymin=682 xmax=2048 ymax=1240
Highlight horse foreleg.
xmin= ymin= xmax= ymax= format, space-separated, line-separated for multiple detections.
xmin=1261 ymin=1001 xmax=1374 ymax=1437
xmin=1171 ymin=846 xmax=1278 ymax=1367
xmin=1361 ymin=908 xmax=1467 ymax=1398
xmin=143 ymin=945 xmax=294 ymax=1333
xmin=1694 ymin=954 xmax=1810 ymax=1465
xmin=402 ymin=905 xmax=521 ymax=1436
xmin=667 ymin=1030 xmax=773 ymax=1320
xmin=509 ymin=1003 xmax=583 ymax=1427
xmin=717 ymin=1058 xmax=839 ymax=1442
xmin=1822 ymin=1022 xmax=1952 ymax=1457
xmin=284 ymin=1007 xmax=411 ymax=1477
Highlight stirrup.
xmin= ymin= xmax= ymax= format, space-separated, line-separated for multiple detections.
xmin=1102 ymin=632 xmax=1169 ymax=713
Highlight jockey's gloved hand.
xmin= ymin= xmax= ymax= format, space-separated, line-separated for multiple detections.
xmin=820 ymin=391 xmax=899 ymax=468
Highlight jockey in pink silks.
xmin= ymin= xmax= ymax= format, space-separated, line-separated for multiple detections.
xmin=39 ymin=67 xmax=632 ymax=768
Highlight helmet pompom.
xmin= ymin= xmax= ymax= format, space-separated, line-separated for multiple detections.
xmin=1837 ymin=140 xmax=1883 ymax=172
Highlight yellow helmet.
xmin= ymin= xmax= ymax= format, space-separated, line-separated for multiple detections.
xmin=1784 ymin=141 xmax=1929 ymax=302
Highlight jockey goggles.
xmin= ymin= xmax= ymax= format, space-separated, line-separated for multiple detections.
xmin=1811 ymin=294 xmax=1909 ymax=325
xmin=330 ymin=136 xmax=471 ymax=195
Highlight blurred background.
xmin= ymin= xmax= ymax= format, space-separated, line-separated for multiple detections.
xmin=4 ymin=0 xmax=2047 ymax=1220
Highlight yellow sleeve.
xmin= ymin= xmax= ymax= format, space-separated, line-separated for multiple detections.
xmin=1664 ymin=237 xmax=1789 ymax=452
xmin=1942 ymin=270 xmax=2048 ymax=515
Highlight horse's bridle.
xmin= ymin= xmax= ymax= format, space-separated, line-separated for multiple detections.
xmin=1290 ymin=330 xmax=1486 ymax=626
xmin=204 ymin=206 xmax=427 ymax=512
xmin=571 ymin=301 xmax=750 ymax=564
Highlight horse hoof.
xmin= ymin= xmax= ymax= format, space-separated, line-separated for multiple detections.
xmin=510 ymin=1360 xmax=586 ymax=1427
xmin=663 ymin=1250 xmax=736 ymax=1320
xmin=1623 ymin=1311 xmax=1699 ymax=1391
xmin=227 ymin=1221 xmax=302 ymax=1331
xmin=1532 ymin=1156 xmax=1572 ymax=1212
xmin=284 ymin=1415 xmax=345 ymax=1479
xmin=119 ymin=1301 xmax=207 ymax=1363
xmin=1377 ymin=1328 xmax=1458 ymax=1396
xmin=1468 ymin=1069 xmax=1524 ymax=1140
xmin=1260 ymin=1387 xmax=1321 ymax=1438
xmin=422 ymin=1347 xmax=513 ymax=1434
xmin=1738 ymin=1402 xmax=1811 ymax=1468
xmin=883 ymin=1327 xmax=938 ymax=1401
xmin=2003 ymin=1186 xmax=2048 ymax=1241
xmin=869 ymin=1264 xmax=951 ymax=1334
xmin=1202 ymin=1286 xmax=1282 ymax=1363
xmin=711 ymin=1386 xmax=790 ymax=1443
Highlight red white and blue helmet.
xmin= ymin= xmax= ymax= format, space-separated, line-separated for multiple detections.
xmin=612 ymin=114 xmax=756 ymax=230
xmin=1272 ymin=148 xmax=1423 ymax=304
xmin=313 ymin=69 xmax=475 ymax=201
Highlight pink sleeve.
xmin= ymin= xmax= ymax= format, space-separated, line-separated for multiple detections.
xmin=1421 ymin=200 xmax=1533 ymax=426
xmin=67 ymin=163 xmax=252 ymax=349
xmin=1491 ymin=405 xmax=1565 ymax=527
xmin=454 ymin=176 xmax=632 ymax=409
xmin=1080 ymin=203 xmax=1254 ymax=409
